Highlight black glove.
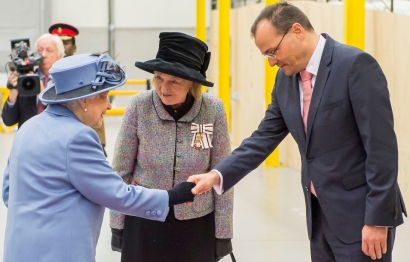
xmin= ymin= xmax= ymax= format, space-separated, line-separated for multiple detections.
xmin=111 ymin=228 xmax=123 ymax=252
xmin=215 ymin=238 xmax=233 ymax=261
xmin=167 ymin=182 xmax=195 ymax=206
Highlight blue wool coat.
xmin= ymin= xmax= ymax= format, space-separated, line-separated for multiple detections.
xmin=2 ymin=104 xmax=169 ymax=262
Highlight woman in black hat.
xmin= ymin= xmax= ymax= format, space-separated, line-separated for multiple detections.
xmin=2 ymin=53 xmax=195 ymax=262
xmin=109 ymin=32 xmax=234 ymax=262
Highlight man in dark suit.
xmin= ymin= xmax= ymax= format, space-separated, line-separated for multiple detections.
xmin=188 ymin=2 xmax=406 ymax=261
xmin=2 ymin=34 xmax=64 ymax=128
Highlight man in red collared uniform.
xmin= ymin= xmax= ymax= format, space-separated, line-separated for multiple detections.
xmin=48 ymin=23 xmax=78 ymax=57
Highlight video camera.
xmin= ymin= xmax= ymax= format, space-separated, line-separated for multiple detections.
xmin=7 ymin=38 xmax=43 ymax=96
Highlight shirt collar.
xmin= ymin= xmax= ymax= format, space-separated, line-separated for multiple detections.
xmin=304 ymin=34 xmax=326 ymax=76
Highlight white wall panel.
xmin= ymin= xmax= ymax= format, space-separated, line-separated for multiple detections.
xmin=51 ymin=0 xmax=109 ymax=27
xmin=114 ymin=0 xmax=210 ymax=28
xmin=50 ymin=0 xmax=211 ymax=28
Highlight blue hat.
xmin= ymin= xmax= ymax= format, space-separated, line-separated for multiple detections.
xmin=39 ymin=53 xmax=127 ymax=104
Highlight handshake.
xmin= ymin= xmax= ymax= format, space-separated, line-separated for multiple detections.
xmin=166 ymin=181 xmax=196 ymax=206
xmin=168 ymin=170 xmax=222 ymax=206
xmin=112 ymin=171 xmax=230 ymax=260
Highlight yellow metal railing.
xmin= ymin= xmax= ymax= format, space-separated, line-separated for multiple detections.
xmin=0 ymin=79 xmax=149 ymax=132
xmin=0 ymin=87 xmax=9 ymax=108
xmin=106 ymin=89 xmax=142 ymax=116
xmin=106 ymin=78 xmax=149 ymax=115
xmin=126 ymin=79 xmax=150 ymax=86
xmin=0 ymin=87 xmax=14 ymax=133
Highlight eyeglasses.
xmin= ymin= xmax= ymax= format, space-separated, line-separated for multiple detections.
xmin=262 ymin=26 xmax=292 ymax=60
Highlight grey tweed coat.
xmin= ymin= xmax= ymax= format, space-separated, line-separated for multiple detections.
xmin=110 ymin=90 xmax=234 ymax=238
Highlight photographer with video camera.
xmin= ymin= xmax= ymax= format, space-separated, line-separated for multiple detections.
xmin=2 ymin=34 xmax=64 ymax=128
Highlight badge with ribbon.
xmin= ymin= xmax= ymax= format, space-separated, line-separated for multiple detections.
xmin=191 ymin=123 xmax=213 ymax=150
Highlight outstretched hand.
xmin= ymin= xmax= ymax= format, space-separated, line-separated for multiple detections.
xmin=187 ymin=171 xmax=221 ymax=195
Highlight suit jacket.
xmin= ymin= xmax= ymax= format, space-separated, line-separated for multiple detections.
xmin=2 ymin=104 xmax=168 ymax=262
xmin=2 ymin=94 xmax=37 ymax=128
xmin=110 ymin=90 xmax=234 ymax=239
xmin=215 ymin=34 xmax=406 ymax=244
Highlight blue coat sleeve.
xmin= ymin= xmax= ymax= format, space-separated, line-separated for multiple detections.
xmin=66 ymin=127 xmax=169 ymax=221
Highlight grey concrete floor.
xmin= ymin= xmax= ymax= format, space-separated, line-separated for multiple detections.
xmin=1 ymin=115 xmax=409 ymax=261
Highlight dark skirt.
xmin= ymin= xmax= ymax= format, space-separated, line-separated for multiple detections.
xmin=121 ymin=207 xmax=215 ymax=262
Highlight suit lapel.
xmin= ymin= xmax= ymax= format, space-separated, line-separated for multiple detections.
xmin=290 ymin=75 xmax=306 ymax=147
xmin=306 ymin=34 xmax=334 ymax=148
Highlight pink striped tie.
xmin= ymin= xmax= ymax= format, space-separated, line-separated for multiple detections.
xmin=300 ymin=70 xmax=317 ymax=197
xmin=301 ymin=70 xmax=313 ymax=132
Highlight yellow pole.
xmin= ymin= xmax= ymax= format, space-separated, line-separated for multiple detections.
xmin=264 ymin=0 xmax=281 ymax=167
xmin=196 ymin=0 xmax=208 ymax=93
xmin=218 ymin=0 xmax=230 ymax=131
xmin=196 ymin=0 xmax=206 ymax=42
xmin=344 ymin=0 xmax=365 ymax=50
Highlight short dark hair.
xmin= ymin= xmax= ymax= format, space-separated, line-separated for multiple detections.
xmin=71 ymin=37 xmax=76 ymax=46
xmin=250 ymin=2 xmax=314 ymax=37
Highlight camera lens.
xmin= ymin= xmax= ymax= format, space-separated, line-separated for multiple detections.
xmin=21 ymin=78 xmax=36 ymax=90
xmin=17 ymin=75 xmax=41 ymax=96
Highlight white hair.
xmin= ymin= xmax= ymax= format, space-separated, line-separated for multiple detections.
xmin=61 ymin=94 xmax=101 ymax=110
xmin=61 ymin=100 xmax=81 ymax=111
xmin=35 ymin=34 xmax=64 ymax=59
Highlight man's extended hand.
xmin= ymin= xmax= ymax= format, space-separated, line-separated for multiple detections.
xmin=187 ymin=171 xmax=221 ymax=195
xmin=362 ymin=225 xmax=388 ymax=260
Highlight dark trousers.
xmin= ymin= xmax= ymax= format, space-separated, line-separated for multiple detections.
xmin=310 ymin=196 xmax=395 ymax=262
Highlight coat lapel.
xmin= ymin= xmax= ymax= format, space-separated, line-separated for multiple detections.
xmin=179 ymin=96 xmax=202 ymax=122
xmin=152 ymin=91 xmax=174 ymax=121
xmin=306 ymin=34 xmax=334 ymax=148
xmin=290 ymin=75 xmax=306 ymax=147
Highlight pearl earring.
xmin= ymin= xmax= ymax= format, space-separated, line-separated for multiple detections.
xmin=84 ymin=108 xmax=88 ymax=112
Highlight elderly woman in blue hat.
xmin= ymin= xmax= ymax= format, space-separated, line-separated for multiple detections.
xmin=109 ymin=32 xmax=234 ymax=262
xmin=2 ymin=53 xmax=196 ymax=262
